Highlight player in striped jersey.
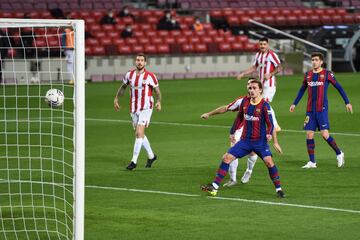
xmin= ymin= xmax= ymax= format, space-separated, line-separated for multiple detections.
xmin=236 ymin=37 xmax=282 ymax=132
xmin=290 ymin=52 xmax=353 ymax=168
xmin=114 ymin=53 xmax=162 ymax=170
xmin=201 ymin=79 xmax=285 ymax=198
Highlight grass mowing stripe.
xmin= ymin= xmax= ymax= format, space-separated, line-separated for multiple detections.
xmin=86 ymin=184 xmax=360 ymax=215
xmin=86 ymin=117 xmax=360 ymax=137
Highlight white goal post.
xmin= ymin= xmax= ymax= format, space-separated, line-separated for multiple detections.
xmin=0 ymin=18 xmax=85 ymax=240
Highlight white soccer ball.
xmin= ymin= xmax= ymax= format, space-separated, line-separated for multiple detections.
xmin=45 ymin=89 xmax=64 ymax=107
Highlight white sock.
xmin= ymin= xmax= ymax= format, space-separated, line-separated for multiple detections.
xmin=270 ymin=106 xmax=279 ymax=129
xmin=142 ymin=135 xmax=155 ymax=159
xmin=229 ymin=159 xmax=239 ymax=182
xmin=131 ymin=138 xmax=143 ymax=164
xmin=247 ymin=155 xmax=258 ymax=171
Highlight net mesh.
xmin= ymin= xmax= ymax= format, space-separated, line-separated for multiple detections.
xmin=0 ymin=23 xmax=75 ymax=240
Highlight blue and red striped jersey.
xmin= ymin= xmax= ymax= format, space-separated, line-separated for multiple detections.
xmin=230 ymin=96 xmax=274 ymax=141
xmin=293 ymin=69 xmax=349 ymax=112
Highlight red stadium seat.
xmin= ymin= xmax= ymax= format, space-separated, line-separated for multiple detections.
xmin=213 ymin=36 xmax=224 ymax=43
xmin=194 ymin=43 xmax=207 ymax=53
xmin=92 ymin=46 xmax=106 ymax=56
xmin=244 ymin=42 xmax=258 ymax=52
xmin=207 ymin=30 xmax=218 ymax=37
xmin=157 ymin=44 xmax=170 ymax=54
xmin=137 ymin=38 xmax=149 ymax=45
xmin=321 ymin=15 xmax=332 ymax=25
xmin=182 ymin=30 xmax=193 ymax=37
xmin=147 ymin=16 xmax=159 ymax=24
xmin=275 ymin=16 xmax=287 ymax=26
xmin=158 ymin=30 xmax=168 ymax=37
xmin=85 ymin=46 xmax=92 ymax=56
xmin=227 ymin=16 xmax=239 ymax=26
xmin=188 ymin=36 xmax=200 ymax=44
xmin=132 ymin=45 xmax=144 ymax=53
xmin=309 ymin=15 xmax=321 ymax=25
xmin=93 ymin=31 xmax=106 ymax=38
xmin=232 ymin=42 xmax=244 ymax=52
xmin=298 ymin=15 xmax=310 ymax=25
xmin=218 ymin=43 xmax=232 ymax=52
xmin=86 ymin=38 xmax=100 ymax=46
xmin=145 ymin=30 xmax=157 ymax=38
xmin=224 ymin=36 xmax=236 ymax=43
xmin=125 ymin=38 xmax=137 ymax=45
xmin=140 ymin=24 xmax=153 ymax=31
xmin=203 ymin=23 xmax=213 ymax=31
xmin=181 ymin=44 xmax=194 ymax=53
xmin=335 ymin=8 xmax=347 ymax=16
xmin=100 ymin=38 xmax=112 ymax=46
xmin=170 ymin=30 xmax=181 ymax=37
xmin=332 ymin=15 xmax=343 ymax=24
xmin=118 ymin=45 xmax=131 ymax=55
xmin=163 ymin=36 xmax=176 ymax=44
xmin=89 ymin=24 xmax=101 ymax=32
xmin=144 ymin=45 xmax=157 ymax=54
xmin=34 ymin=38 xmax=46 ymax=48
xmin=112 ymin=38 xmax=125 ymax=45
xmin=175 ymin=36 xmax=187 ymax=44
xmin=200 ymin=36 xmax=213 ymax=44
xmin=151 ymin=38 xmax=163 ymax=44
xmin=102 ymin=25 xmax=115 ymax=32
xmin=108 ymin=32 xmax=120 ymax=38
xmin=210 ymin=10 xmax=223 ymax=18
xmin=287 ymin=16 xmax=298 ymax=26
xmin=343 ymin=14 xmax=355 ymax=24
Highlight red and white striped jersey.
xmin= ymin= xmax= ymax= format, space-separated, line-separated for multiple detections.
xmin=226 ymin=96 xmax=245 ymax=130
xmin=252 ymin=50 xmax=281 ymax=87
xmin=123 ymin=68 xmax=159 ymax=113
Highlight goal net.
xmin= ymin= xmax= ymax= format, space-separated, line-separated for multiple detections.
xmin=0 ymin=19 xmax=84 ymax=240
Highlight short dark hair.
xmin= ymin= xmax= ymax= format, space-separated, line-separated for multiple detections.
xmin=311 ymin=52 xmax=324 ymax=61
xmin=259 ymin=37 xmax=268 ymax=43
xmin=136 ymin=53 xmax=147 ymax=61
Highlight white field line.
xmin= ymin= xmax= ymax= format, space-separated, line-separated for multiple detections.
xmin=87 ymin=184 xmax=360 ymax=214
xmin=86 ymin=117 xmax=360 ymax=137
xmin=1 ymin=179 xmax=359 ymax=214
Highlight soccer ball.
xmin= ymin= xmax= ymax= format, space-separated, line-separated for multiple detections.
xmin=45 ymin=89 xmax=64 ymax=107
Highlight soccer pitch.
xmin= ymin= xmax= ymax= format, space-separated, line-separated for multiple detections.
xmin=1 ymin=73 xmax=359 ymax=239
xmin=84 ymin=73 xmax=360 ymax=240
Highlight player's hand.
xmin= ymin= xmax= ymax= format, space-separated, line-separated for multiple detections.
xmin=273 ymin=142 xmax=283 ymax=154
xmin=236 ymin=73 xmax=244 ymax=80
xmin=346 ymin=104 xmax=353 ymax=114
xmin=114 ymin=98 xmax=120 ymax=111
xmin=264 ymin=73 xmax=272 ymax=80
xmin=229 ymin=134 xmax=236 ymax=145
xmin=266 ymin=134 xmax=272 ymax=142
xmin=289 ymin=104 xmax=296 ymax=112
xmin=155 ymin=101 xmax=161 ymax=111
xmin=201 ymin=113 xmax=210 ymax=119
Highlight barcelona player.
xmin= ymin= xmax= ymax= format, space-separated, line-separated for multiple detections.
xmin=290 ymin=52 xmax=353 ymax=168
xmin=201 ymin=79 xmax=285 ymax=198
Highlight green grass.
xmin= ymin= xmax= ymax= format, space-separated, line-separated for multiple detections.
xmin=1 ymin=73 xmax=360 ymax=239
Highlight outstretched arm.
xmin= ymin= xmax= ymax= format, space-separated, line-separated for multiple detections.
xmin=236 ymin=65 xmax=257 ymax=80
xmin=114 ymin=83 xmax=127 ymax=111
xmin=154 ymin=86 xmax=162 ymax=111
xmin=201 ymin=105 xmax=228 ymax=119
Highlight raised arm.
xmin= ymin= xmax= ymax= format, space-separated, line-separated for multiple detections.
xmin=113 ymin=83 xmax=127 ymax=111
xmin=201 ymin=105 xmax=228 ymax=119
xmin=236 ymin=65 xmax=257 ymax=80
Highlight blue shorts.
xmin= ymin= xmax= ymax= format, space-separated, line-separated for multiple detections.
xmin=303 ymin=111 xmax=330 ymax=131
xmin=227 ymin=139 xmax=272 ymax=160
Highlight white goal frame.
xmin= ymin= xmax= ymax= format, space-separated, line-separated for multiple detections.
xmin=0 ymin=18 xmax=85 ymax=240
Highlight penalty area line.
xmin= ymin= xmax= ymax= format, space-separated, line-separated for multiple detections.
xmin=86 ymin=184 xmax=360 ymax=214
xmin=86 ymin=117 xmax=360 ymax=137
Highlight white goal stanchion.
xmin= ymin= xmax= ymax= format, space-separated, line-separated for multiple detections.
xmin=0 ymin=19 xmax=84 ymax=240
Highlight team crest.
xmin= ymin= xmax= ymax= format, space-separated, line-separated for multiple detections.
xmin=320 ymin=74 xmax=325 ymax=79
xmin=256 ymin=109 xmax=261 ymax=113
